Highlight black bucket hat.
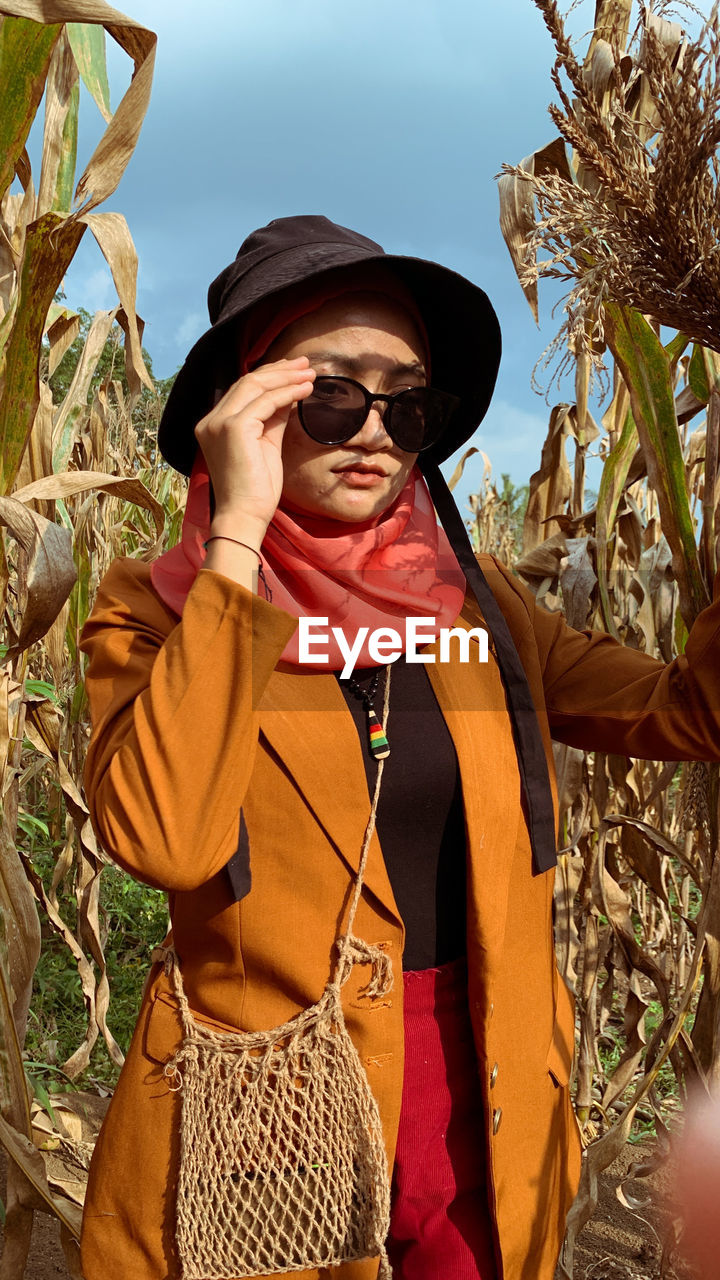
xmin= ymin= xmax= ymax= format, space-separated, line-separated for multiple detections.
xmin=158 ymin=214 xmax=556 ymax=877
xmin=158 ymin=214 xmax=501 ymax=476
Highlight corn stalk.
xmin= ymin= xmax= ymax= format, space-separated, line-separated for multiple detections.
xmin=0 ymin=5 xmax=168 ymax=1274
xmin=498 ymin=1 xmax=720 ymax=1272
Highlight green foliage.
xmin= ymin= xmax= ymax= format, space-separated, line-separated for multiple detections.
xmin=25 ymin=846 xmax=168 ymax=1091
xmin=48 ymin=304 xmax=176 ymax=413
xmin=498 ymin=472 xmax=529 ymax=551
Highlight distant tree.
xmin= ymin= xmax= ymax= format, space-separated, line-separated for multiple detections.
xmin=48 ymin=306 xmax=176 ymax=403
xmin=498 ymin=473 xmax=530 ymax=550
xmin=45 ymin=306 xmax=177 ymax=457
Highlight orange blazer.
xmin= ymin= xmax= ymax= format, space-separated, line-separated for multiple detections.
xmin=78 ymin=557 xmax=720 ymax=1280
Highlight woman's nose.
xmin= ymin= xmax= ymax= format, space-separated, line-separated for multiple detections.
xmin=350 ymin=404 xmax=392 ymax=450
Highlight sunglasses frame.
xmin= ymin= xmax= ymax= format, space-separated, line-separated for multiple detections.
xmin=297 ymin=375 xmax=460 ymax=453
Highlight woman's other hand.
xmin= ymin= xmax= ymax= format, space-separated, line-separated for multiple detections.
xmin=194 ymin=357 xmax=315 ymax=585
xmin=674 ymin=1094 xmax=720 ymax=1276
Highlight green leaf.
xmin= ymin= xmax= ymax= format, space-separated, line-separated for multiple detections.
xmin=24 ymin=678 xmax=59 ymax=702
xmin=674 ymin=609 xmax=688 ymax=656
xmin=27 ymin=1071 xmax=57 ymax=1127
xmin=604 ymin=303 xmax=710 ymax=628
xmin=17 ymin=814 xmax=50 ymax=840
xmin=595 ymin=407 xmax=638 ymax=636
xmin=664 ymin=332 xmax=690 ymax=370
xmin=67 ymin=23 xmax=112 ymax=123
xmin=0 ymin=16 xmax=61 ymax=204
xmin=52 ymin=79 xmax=79 ymax=213
xmin=688 ymin=344 xmax=711 ymax=404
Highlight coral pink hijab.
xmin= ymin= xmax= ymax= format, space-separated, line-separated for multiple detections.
xmin=151 ymin=273 xmax=466 ymax=669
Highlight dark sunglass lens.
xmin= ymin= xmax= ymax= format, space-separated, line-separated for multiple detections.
xmin=390 ymin=387 xmax=447 ymax=452
xmin=298 ymin=377 xmax=367 ymax=444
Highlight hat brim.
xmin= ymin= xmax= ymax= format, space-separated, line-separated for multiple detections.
xmin=158 ymin=245 xmax=501 ymax=476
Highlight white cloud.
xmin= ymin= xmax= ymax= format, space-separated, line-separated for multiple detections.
xmin=174 ymin=310 xmax=206 ymax=348
xmin=73 ymin=266 xmax=116 ymax=314
xmin=443 ymin=398 xmax=550 ymax=491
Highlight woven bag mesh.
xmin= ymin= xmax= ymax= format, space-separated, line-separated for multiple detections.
xmin=165 ymin=968 xmax=392 ymax=1278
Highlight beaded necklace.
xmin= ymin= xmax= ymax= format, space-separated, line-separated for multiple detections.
xmin=341 ymin=667 xmax=391 ymax=760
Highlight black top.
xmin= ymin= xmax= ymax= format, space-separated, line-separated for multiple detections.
xmin=336 ymin=659 xmax=466 ymax=971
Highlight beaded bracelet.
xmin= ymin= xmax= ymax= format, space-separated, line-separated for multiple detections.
xmin=202 ymin=535 xmax=272 ymax=602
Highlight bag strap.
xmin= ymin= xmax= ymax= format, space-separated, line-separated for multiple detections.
xmin=332 ymin=665 xmax=393 ymax=991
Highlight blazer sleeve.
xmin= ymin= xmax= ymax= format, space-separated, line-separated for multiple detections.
xmin=80 ymin=559 xmax=298 ymax=891
xmin=486 ymin=558 xmax=720 ymax=762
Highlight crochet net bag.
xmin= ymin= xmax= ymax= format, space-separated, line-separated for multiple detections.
xmin=162 ymin=673 xmax=394 ymax=1279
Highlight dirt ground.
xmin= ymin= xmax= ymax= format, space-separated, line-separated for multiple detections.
xmin=0 ymin=1140 xmax=699 ymax=1279
xmin=568 ymin=1141 xmax=696 ymax=1280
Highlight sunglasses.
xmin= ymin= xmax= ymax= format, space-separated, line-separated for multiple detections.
xmin=297 ymin=376 xmax=460 ymax=453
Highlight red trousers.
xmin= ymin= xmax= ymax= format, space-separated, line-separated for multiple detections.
xmin=387 ymin=958 xmax=498 ymax=1279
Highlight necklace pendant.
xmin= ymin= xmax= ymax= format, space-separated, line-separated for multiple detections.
xmin=367 ymin=705 xmax=390 ymax=760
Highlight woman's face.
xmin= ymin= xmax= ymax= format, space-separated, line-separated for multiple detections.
xmin=263 ymin=293 xmax=426 ymax=523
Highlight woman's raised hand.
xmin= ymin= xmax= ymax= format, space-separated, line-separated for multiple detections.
xmin=194 ymin=357 xmax=314 ymax=591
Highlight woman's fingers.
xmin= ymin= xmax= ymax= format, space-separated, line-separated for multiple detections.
xmin=209 ymin=357 xmax=314 ymax=420
xmin=217 ymin=378 xmax=315 ymax=437
xmin=194 ymin=359 xmax=317 ymax=537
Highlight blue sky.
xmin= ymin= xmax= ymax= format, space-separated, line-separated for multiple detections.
xmin=59 ymin=0 xmax=708 ymax=493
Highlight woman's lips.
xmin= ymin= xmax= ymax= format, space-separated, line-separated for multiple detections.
xmin=334 ymin=466 xmax=388 ymax=488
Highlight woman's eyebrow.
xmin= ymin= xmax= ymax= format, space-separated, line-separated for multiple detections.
xmin=304 ymin=350 xmax=427 ymax=379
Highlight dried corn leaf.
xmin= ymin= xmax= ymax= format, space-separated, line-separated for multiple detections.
xmin=14 ymin=469 xmax=165 ymax=541
xmin=0 ymin=900 xmax=33 ymax=1130
xmin=19 ymin=846 xmax=121 ymax=1076
xmin=583 ymin=38 xmax=618 ymax=100
xmin=0 ymin=1110 xmax=82 ymax=1237
xmin=592 ymin=0 xmax=633 ymax=57
xmin=50 ymin=305 xmax=117 ymax=469
xmin=46 ymin=305 xmax=80 ymax=376
xmin=620 ymin=821 xmax=670 ymax=906
xmin=497 ymin=137 xmax=572 ymax=321
xmin=0 ymin=494 xmax=75 ymax=654
xmin=559 ymin=537 xmax=597 ymax=630
xmin=81 ymin=211 xmax=152 ymax=395
xmin=523 ymin=405 xmax=576 ymax=550
xmin=15 ymin=377 xmax=54 ymax=488
xmin=1 ymin=0 xmax=156 ymax=217
xmin=0 ymin=210 xmax=85 ymax=493
xmin=554 ymin=851 xmax=583 ymax=991
xmin=601 ymin=977 xmax=648 ymax=1111
xmin=515 ymin=529 xmax=568 ymax=582
xmin=595 ymin=833 xmax=670 ymax=1008
xmin=447 ymin=445 xmax=479 ymax=493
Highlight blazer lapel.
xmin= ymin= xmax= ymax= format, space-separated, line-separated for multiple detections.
xmin=258 ymin=668 xmax=399 ymax=920
xmin=426 ymin=601 xmax=523 ymax=964
xmin=259 ymin=595 xmax=523 ymax=960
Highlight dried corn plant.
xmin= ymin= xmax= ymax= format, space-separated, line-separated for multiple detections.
xmin=499 ymin=0 xmax=720 ymax=362
xmin=448 ymin=446 xmax=529 ymax=564
xmin=0 ymin=5 xmax=184 ymax=1274
xmin=499 ymin=0 xmax=720 ymax=1272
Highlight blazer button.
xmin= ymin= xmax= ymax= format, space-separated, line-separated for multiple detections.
xmin=492 ymin=1107 xmax=503 ymax=1134
xmin=490 ymin=1062 xmax=499 ymax=1088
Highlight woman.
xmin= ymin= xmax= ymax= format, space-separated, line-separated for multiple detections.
xmin=79 ymin=215 xmax=720 ymax=1280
